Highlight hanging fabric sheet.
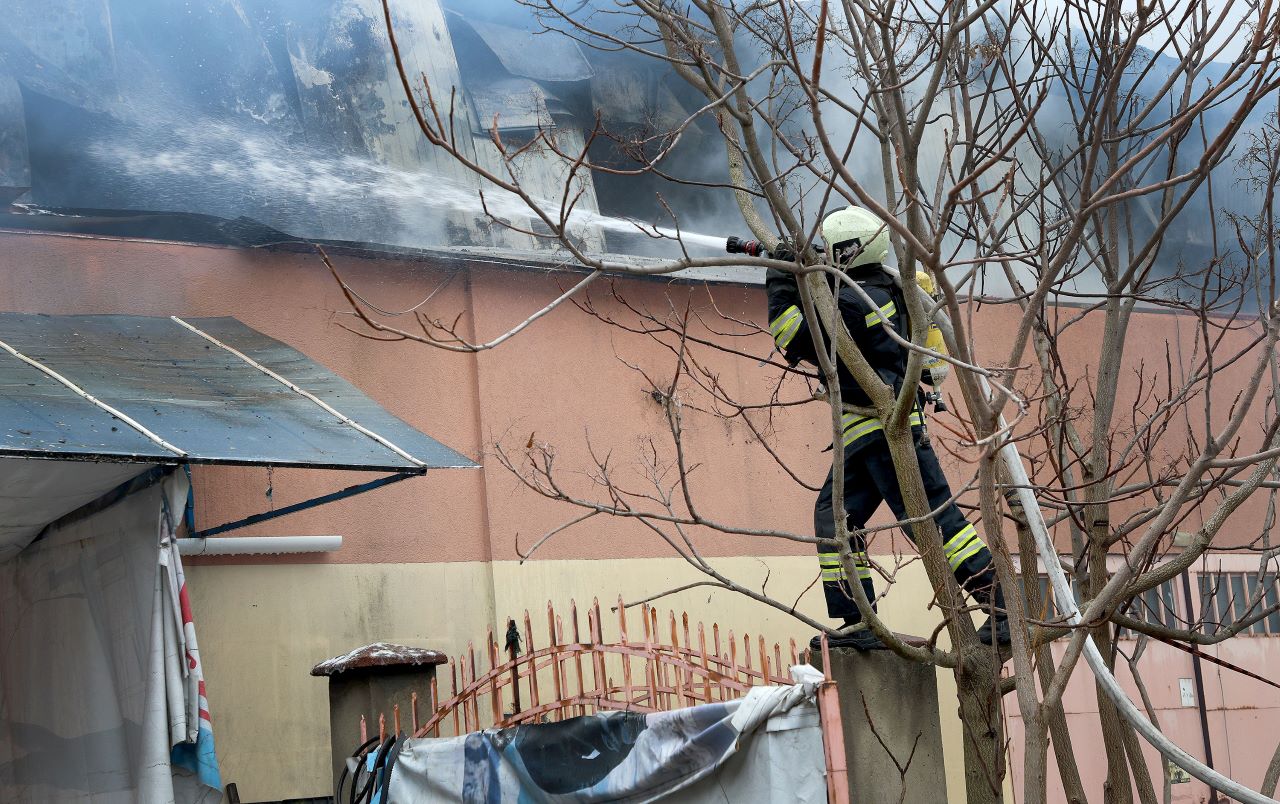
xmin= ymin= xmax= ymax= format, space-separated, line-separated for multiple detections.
xmin=385 ymin=667 xmax=829 ymax=803
xmin=0 ymin=469 xmax=221 ymax=803
xmin=159 ymin=487 xmax=220 ymax=790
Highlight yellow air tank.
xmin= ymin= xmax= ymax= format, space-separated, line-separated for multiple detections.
xmin=915 ymin=271 xmax=949 ymax=385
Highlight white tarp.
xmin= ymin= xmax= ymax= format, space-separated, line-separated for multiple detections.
xmin=0 ymin=469 xmax=221 ymax=803
xmin=0 ymin=459 xmax=150 ymax=560
xmin=386 ymin=667 xmax=830 ymax=803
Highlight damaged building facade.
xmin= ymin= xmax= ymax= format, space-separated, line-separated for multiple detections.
xmin=7 ymin=216 xmax=1280 ymax=804
xmin=2 ymin=3 xmax=1280 ymax=804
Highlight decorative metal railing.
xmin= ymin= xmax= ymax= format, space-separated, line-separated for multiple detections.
xmin=357 ymin=597 xmax=848 ymax=804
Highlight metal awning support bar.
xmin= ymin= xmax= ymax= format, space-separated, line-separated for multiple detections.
xmin=170 ymin=316 xmax=427 ymax=468
xmin=191 ymin=472 xmax=417 ymax=538
xmin=0 ymin=336 xmax=188 ymax=456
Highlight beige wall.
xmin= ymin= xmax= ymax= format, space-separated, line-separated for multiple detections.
xmin=186 ymin=556 xmax=971 ymax=803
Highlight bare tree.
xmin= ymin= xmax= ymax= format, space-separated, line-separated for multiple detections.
xmin=325 ymin=0 xmax=1280 ymax=801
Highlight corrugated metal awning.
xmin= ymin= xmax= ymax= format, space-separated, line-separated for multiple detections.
xmin=0 ymin=313 xmax=475 ymax=472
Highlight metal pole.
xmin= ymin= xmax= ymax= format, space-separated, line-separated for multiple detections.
xmin=1181 ymin=569 xmax=1219 ymax=804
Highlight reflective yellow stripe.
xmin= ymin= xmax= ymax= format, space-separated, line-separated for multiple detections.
xmin=839 ymin=408 xmax=926 ymax=448
xmin=818 ymin=551 xmax=868 ymax=565
xmin=769 ymin=306 xmax=799 ymax=336
xmin=821 ymin=568 xmax=872 ymax=581
xmin=864 ymin=300 xmax=896 ymax=327
xmin=776 ymin=317 xmax=802 ymax=349
xmin=770 ymin=305 xmax=803 ymax=349
xmin=942 ymin=524 xmax=986 ymax=570
xmin=818 ymin=551 xmax=871 ymax=580
xmin=942 ymin=525 xmax=978 ymax=555
xmin=842 ymin=419 xmax=883 ymax=446
xmin=949 ymin=540 xmax=985 ymax=569
xmin=840 ymin=412 xmax=873 ymax=431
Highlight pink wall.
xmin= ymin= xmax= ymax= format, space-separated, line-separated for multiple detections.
xmin=1 ymin=229 xmax=1272 ymax=568
xmin=1004 ymin=563 xmax=1280 ymax=802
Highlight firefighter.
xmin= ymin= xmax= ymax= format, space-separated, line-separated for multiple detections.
xmin=765 ymin=205 xmax=1011 ymax=649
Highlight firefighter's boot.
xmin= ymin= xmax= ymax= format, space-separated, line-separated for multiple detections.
xmin=810 ymin=617 xmax=888 ymax=652
xmin=972 ymin=583 xmax=1011 ymax=646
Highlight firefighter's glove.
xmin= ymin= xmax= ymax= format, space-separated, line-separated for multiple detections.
xmin=771 ymin=242 xmax=797 ymax=263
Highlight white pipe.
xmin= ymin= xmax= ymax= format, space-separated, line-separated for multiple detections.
xmin=994 ymin=429 xmax=1277 ymax=803
xmin=176 ymin=535 xmax=342 ymax=556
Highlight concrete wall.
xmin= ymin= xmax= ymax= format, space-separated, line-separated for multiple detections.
xmin=2 ymin=229 xmax=1276 ymax=801
xmin=819 ymin=649 xmax=946 ymax=804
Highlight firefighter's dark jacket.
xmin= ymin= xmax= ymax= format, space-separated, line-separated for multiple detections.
xmin=766 ymin=265 xmax=930 ymax=409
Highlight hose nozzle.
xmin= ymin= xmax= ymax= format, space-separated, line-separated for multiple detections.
xmin=726 ymin=236 xmax=767 ymax=257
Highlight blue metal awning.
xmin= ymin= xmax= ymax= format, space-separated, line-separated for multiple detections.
xmin=0 ymin=313 xmax=476 ymax=472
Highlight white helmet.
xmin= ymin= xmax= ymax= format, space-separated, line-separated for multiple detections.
xmin=821 ymin=206 xmax=890 ymax=269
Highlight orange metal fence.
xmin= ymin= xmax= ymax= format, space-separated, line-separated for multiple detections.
xmin=359 ymin=597 xmax=848 ymax=804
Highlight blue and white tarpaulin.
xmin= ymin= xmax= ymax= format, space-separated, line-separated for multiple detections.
xmin=386 ymin=667 xmax=830 ymax=803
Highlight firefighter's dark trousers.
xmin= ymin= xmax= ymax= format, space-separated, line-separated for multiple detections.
xmin=814 ymin=431 xmax=995 ymax=621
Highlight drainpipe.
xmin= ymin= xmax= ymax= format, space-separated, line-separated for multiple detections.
xmin=176 ymin=535 xmax=342 ymax=555
xmin=1180 ymin=569 xmax=1219 ymax=804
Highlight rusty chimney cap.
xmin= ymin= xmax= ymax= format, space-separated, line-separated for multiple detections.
xmin=311 ymin=642 xmax=448 ymax=677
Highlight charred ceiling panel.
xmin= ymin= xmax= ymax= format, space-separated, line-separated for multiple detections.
xmin=439 ymin=11 xmax=603 ymax=250
xmin=1 ymin=1 xmax=115 ymax=107
xmin=445 ymin=12 xmax=593 ymax=130
xmin=589 ymin=62 xmax=695 ymax=132
xmin=106 ymin=0 xmax=298 ymax=126
xmin=0 ymin=79 xmax=28 ymax=191
xmin=469 ymin=77 xmax=553 ymax=133
xmin=9 ymin=0 xmax=313 ymax=227
xmin=0 ymin=4 xmax=114 ymax=193
xmin=455 ymin=18 xmax=594 ymax=84
xmin=286 ymin=0 xmax=477 ymax=174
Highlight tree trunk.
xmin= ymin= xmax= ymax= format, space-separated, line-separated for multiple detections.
xmin=1039 ymin=647 xmax=1089 ymax=804
xmin=1261 ymin=736 xmax=1280 ymax=796
xmin=1088 ymin=552 xmax=1135 ymax=804
xmin=956 ymin=652 xmax=1006 ymax=804
xmin=881 ymin=421 xmax=1005 ymax=803
xmin=1095 ymin=679 xmax=1136 ymax=804
xmin=1121 ymin=719 xmax=1159 ymax=804
xmin=1021 ymin=711 xmax=1050 ymax=804
xmin=1006 ymin=475 xmax=1089 ymax=803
